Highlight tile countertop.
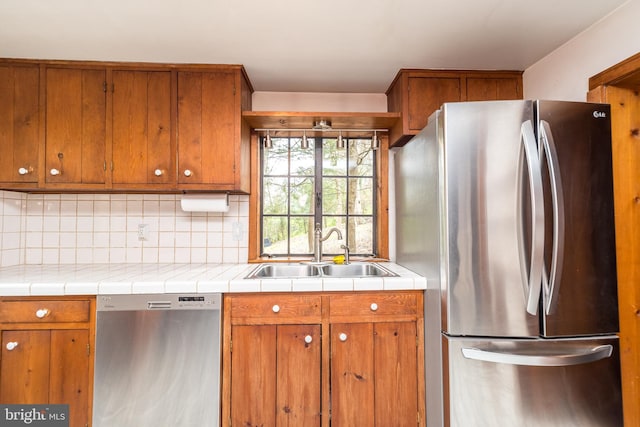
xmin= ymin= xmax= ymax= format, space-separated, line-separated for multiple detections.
xmin=0 ymin=263 xmax=426 ymax=296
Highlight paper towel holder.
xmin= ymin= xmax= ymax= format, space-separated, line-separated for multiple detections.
xmin=180 ymin=193 xmax=230 ymax=213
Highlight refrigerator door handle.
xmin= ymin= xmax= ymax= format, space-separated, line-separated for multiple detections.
xmin=461 ymin=344 xmax=613 ymax=367
xmin=540 ymin=120 xmax=565 ymax=315
xmin=517 ymin=120 xmax=545 ymax=315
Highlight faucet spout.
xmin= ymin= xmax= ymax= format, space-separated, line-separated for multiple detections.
xmin=313 ymin=224 xmax=343 ymax=263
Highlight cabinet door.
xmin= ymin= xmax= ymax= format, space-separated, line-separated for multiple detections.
xmin=49 ymin=329 xmax=90 ymax=427
xmin=0 ymin=65 xmax=40 ymax=184
xmin=45 ymin=67 xmax=106 ymax=185
xmin=466 ymin=77 xmax=521 ymax=101
xmin=408 ymin=76 xmax=461 ymax=131
xmin=112 ymin=70 xmax=173 ymax=187
xmin=276 ymin=325 xmax=321 ymax=426
xmin=0 ymin=330 xmax=50 ymax=403
xmin=331 ymin=322 xmax=419 ymax=427
xmin=331 ymin=323 xmax=375 ymax=426
xmin=373 ymin=322 xmax=418 ymax=427
xmin=230 ymin=324 xmax=322 ymax=427
xmin=177 ymin=70 xmax=237 ymax=188
xmin=231 ymin=325 xmax=277 ymax=426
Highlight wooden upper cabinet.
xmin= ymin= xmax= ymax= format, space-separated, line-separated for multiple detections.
xmin=466 ymin=77 xmax=522 ymax=101
xmin=0 ymin=59 xmax=254 ymax=192
xmin=407 ymin=76 xmax=462 ymax=132
xmin=0 ymin=64 xmax=40 ymax=186
xmin=111 ymin=70 xmax=173 ymax=188
xmin=387 ymin=69 xmax=523 ymax=147
xmin=177 ymin=67 xmax=252 ymax=192
xmin=44 ymin=67 xmax=107 ymax=187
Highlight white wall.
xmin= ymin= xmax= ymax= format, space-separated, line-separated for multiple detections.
xmin=524 ymin=0 xmax=640 ymax=100
xmin=252 ymin=91 xmax=387 ymax=112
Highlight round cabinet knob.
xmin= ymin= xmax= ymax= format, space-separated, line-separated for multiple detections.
xmin=36 ymin=308 xmax=49 ymax=319
xmin=304 ymin=335 xmax=313 ymax=344
xmin=154 ymin=169 xmax=163 ymax=176
xmin=50 ymin=168 xmax=60 ymax=176
xmin=339 ymin=333 xmax=348 ymax=342
xmin=183 ymin=169 xmax=192 ymax=177
xmin=18 ymin=167 xmax=30 ymax=175
xmin=272 ymin=304 xmax=280 ymax=313
xmin=6 ymin=342 xmax=18 ymax=351
xmin=370 ymin=303 xmax=378 ymax=312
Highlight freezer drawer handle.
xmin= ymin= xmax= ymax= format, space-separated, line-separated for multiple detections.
xmin=461 ymin=344 xmax=612 ymax=367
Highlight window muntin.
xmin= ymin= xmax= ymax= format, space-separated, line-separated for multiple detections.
xmin=261 ymin=136 xmax=376 ymax=257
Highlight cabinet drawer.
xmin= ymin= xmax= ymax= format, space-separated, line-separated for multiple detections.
xmin=0 ymin=300 xmax=90 ymax=323
xmin=329 ymin=292 xmax=418 ymax=322
xmin=230 ymin=294 xmax=322 ymax=324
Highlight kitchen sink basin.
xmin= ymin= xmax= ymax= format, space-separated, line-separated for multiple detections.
xmin=245 ymin=263 xmax=322 ymax=279
xmin=244 ymin=262 xmax=397 ymax=279
xmin=320 ymin=263 xmax=396 ymax=277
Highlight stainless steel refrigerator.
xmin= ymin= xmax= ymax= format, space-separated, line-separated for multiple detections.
xmin=394 ymin=100 xmax=622 ymax=426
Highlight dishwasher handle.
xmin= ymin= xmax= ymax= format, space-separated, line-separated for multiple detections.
xmin=148 ymin=301 xmax=172 ymax=309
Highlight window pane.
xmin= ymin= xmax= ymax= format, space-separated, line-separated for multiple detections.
xmin=348 ymin=216 xmax=373 ymax=254
xmin=262 ymin=216 xmax=288 ymax=255
xmin=289 ymin=216 xmax=314 ymax=254
xmin=348 ymin=177 xmax=373 ymax=215
xmin=263 ymin=177 xmax=288 ymax=214
xmin=348 ymin=140 xmax=374 ymax=176
xmin=290 ymin=177 xmax=314 ymax=215
xmin=322 ymin=177 xmax=346 ymax=215
xmin=322 ymin=139 xmax=347 ymax=176
xmin=261 ymin=136 xmax=377 ymax=257
xmin=263 ymin=138 xmax=289 ymax=176
xmin=321 ymin=217 xmax=346 ymax=254
xmin=291 ymin=138 xmax=315 ymax=176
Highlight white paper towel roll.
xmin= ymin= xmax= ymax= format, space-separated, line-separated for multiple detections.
xmin=180 ymin=194 xmax=229 ymax=212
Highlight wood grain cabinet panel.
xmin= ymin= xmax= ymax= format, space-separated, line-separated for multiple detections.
xmin=224 ymin=291 xmax=425 ymax=427
xmin=407 ymin=76 xmax=462 ymax=132
xmin=0 ymin=297 xmax=95 ymax=427
xmin=330 ymin=321 xmax=420 ymax=426
xmin=230 ymin=324 xmax=321 ymax=427
xmin=387 ymin=69 xmax=523 ymax=147
xmin=111 ymin=70 xmax=173 ymax=188
xmin=466 ymin=77 xmax=522 ymax=101
xmin=0 ymin=59 xmax=253 ymax=192
xmin=44 ymin=67 xmax=107 ymax=188
xmin=0 ymin=64 xmax=40 ymax=187
xmin=177 ymin=69 xmax=251 ymax=192
xmin=229 ymin=294 xmax=322 ymax=324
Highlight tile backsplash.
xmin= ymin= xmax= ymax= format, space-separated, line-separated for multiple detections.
xmin=0 ymin=190 xmax=249 ymax=267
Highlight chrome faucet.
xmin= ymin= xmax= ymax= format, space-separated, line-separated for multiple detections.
xmin=313 ymin=223 xmax=343 ymax=263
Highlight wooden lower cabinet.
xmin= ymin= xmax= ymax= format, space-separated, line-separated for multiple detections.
xmin=230 ymin=324 xmax=321 ymax=426
xmin=224 ymin=291 xmax=425 ymax=427
xmin=331 ymin=322 xmax=418 ymax=427
xmin=0 ymin=296 xmax=95 ymax=427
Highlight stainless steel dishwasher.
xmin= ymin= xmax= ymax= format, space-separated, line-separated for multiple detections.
xmin=93 ymin=293 xmax=222 ymax=427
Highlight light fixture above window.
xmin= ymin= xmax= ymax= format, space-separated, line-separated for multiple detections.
xmin=264 ymin=130 xmax=272 ymax=149
xmin=336 ymin=131 xmax=345 ymax=149
xmin=371 ymin=131 xmax=380 ymax=150
xmin=258 ymin=126 xmax=387 ymax=151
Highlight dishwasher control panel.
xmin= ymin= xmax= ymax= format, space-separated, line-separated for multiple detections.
xmin=97 ymin=293 xmax=222 ymax=311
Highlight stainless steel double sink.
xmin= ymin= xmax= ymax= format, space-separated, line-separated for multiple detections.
xmin=245 ymin=262 xmax=397 ymax=279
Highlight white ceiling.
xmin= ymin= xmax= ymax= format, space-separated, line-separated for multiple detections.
xmin=0 ymin=0 xmax=627 ymax=93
